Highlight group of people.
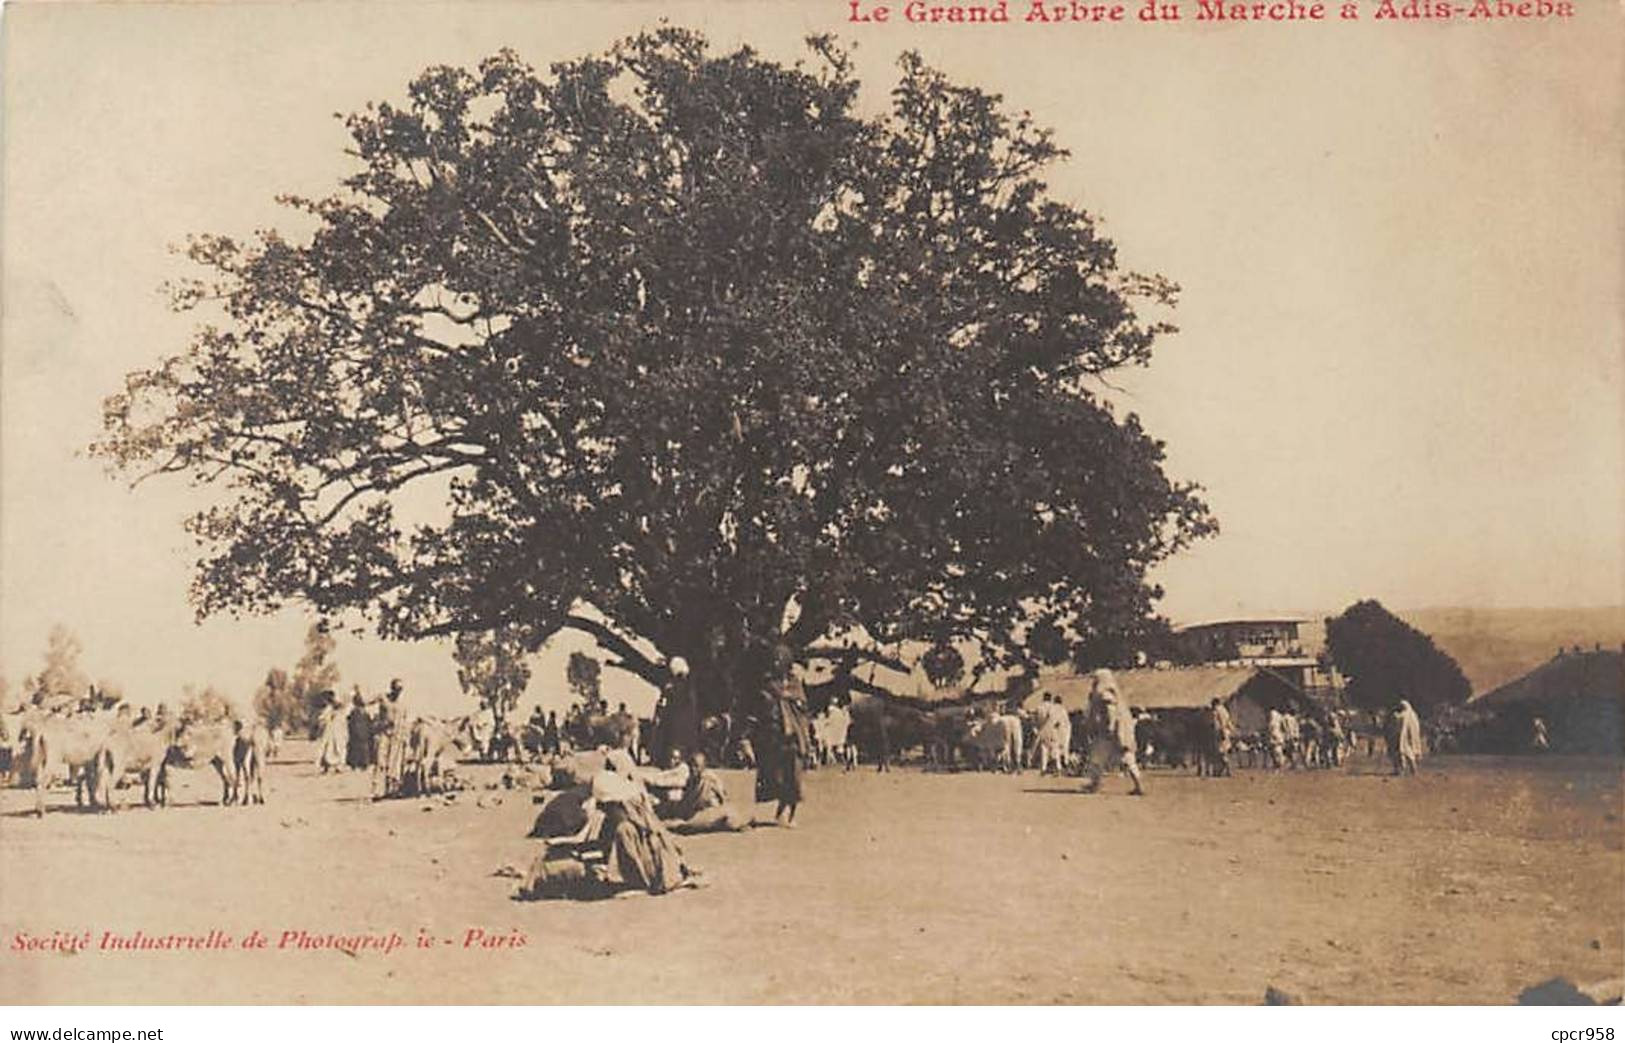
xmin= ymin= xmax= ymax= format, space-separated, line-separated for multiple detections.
xmin=1258 ymin=706 xmax=1349 ymax=772
xmin=522 ymin=706 xmax=564 ymax=759
xmin=518 ymin=644 xmax=812 ymax=901
xmin=1031 ymin=692 xmax=1073 ymax=775
xmin=1037 ymin=676 xmax=1429 ymax=787
xmin=312 ymin=679 xmax=404 ymax=775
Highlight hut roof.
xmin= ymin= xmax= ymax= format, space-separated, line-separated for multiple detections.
xmin=1174 ymin=617 xmax=1308 ymax=632
xmin=1474 ymin=649 xmax=1622 ymax=709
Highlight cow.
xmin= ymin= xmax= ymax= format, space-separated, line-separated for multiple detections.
xmin=486 ymin=718 xmax=523 ymax=763
xmin=1135 ymin=711 xmax=1197 ymax=770
xmin=564 ymin=711 xmax=641 ymax=761
xmin=850 ymin=695 xmax=945 ymax=768
xmin=960 ymin=713 xmax=1024 ymax=773
xmin=234 ymin=723 xmax=269 ymax=805
xmin=15 ymin=711 xmax=126 ymax=816
xmin=162 ymin=719 xmax=269 ymax=806
xmin=925 ymin=708 xmax=969 ymax=770
xmin=97 ymin=718 xmax=180 ymax=808
xmin=401 ymin=716 xmax=471 ymax=797
xmin=373 ymin=714 xmax=489 ymax=798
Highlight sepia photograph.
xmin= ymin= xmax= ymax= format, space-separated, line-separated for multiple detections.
xmin=0 ymin=0 xmax=1620 ymax=1012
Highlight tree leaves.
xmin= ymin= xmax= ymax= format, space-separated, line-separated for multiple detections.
xmin=1325 ymin=600 xmax=1473 ymax=715
xmin=93 ymin=28 xmax=1214 ymax=714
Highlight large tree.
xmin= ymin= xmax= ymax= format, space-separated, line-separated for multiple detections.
xmin=1325 ymin=600 xmax=1471 ymax=715
xmin=94 ymin=29 xmax=1213 ymax=718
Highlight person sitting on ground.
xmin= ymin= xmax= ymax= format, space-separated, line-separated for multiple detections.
xmin=529 ymin=749 xmax=702 ymax=897
xmin=667 ymin=750 xmax=749 ymax=834
xmin=640 ymin=746 xmax=692 ymax=814
xmin=529 ymin=780 xmax=594 ymax=839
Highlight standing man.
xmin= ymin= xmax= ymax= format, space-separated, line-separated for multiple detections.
xmin=1034 ymin=693 xmax=1068 ymax=775
xmin=1325 ymin=711 xmax=1346 ymax=767
xmin=756 ymin=644 xmax=811 ymax=826
xmin=543 ymin=710 xmax=562 ymax=756
xmin=1083 ymin=669 xmax=1146 ymax=796
xmin=658 ymin=657 xmax=699 ymax=770
xmin=612 ymin=702 xmax=641 ymax=765
xmin=372 ymin=679 xmax=405 ymax=798
xmin=1266 ymin=707 xmax=1287 ymax=770
xmin=346 ymin=693 xmax=373 ymax=770
xmin=1282 ymin=710 xmax=1303 ymax=769
xmin=472 ymin=699 xmax=497 ymax=762
xmin=1208 ymin=697 xmax=1234 ymax=777
xmin=1393 ymin=699 xmax=1424 ymax=776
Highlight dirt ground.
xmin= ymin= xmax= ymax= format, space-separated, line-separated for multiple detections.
xmin=1 ymin=747 xmax=1619 ymax=1004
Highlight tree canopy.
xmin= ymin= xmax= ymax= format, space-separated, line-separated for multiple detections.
xmin=1325 ymin=600 xmax=1472 ymax=715
xmin=95 ymin=28 xmax=1213 ymax=717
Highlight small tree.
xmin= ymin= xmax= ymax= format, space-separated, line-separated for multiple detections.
xmin=566 ymin=652 xmax=603 ymax=714
xmin=30 ymin=625 xmax=90 ymax=707
xmin=253 ymin=667 xmax=301 ymax=732
xmin=1325 ymin=600 xmax=1471 ymax=716
xmin=180 ymin=684 xmax=234 ymax=723
xmin=454 ymin=626 xmax=532 ymax=727
xmin=290 ymin=623 xmax=341 ymax=735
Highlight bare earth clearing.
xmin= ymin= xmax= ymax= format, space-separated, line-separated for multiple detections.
xmin=1 ymin=748 xmax=1619 ymax=1004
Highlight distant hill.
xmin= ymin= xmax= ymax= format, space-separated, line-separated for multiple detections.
xmin=1392 ymin=606 xmax=1625 ymax=697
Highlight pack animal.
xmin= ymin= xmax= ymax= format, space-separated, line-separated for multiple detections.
xmin=162 ymin=719 xmax=269 ymax=806
xmin=15 ymin=712 xmax=124 ymax=816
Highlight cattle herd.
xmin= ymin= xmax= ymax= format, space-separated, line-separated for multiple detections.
xmin=0 ymin=706 xmax=269 ymax=816
xmin=0 ymin=681 xmax=1400 ymax=818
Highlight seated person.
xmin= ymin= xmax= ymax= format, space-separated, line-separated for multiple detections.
xmin=522 ymin=759 xmax=701 ymax=898
xmin=528 ymin=784 xmax=593 ymax=839
xmin=667 ymin=750 xmax=748 ymax=835
xmin=639 ymin=747 xmax=692 ymax=815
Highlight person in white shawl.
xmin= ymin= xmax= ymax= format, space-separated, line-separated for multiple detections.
xmin=1083 ymin=669 xmax=1145 ymax=796
xmin=313 ymin=691 xmax=347 ymax=773
xmin=1034 ymin=693 xmax=1070 ymax=775
xmin=1392 ymin=699 xmax=1424 ymax=776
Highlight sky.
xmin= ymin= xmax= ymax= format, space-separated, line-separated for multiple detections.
xmin=2 ymin=0 xmax=1621 ymax=715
